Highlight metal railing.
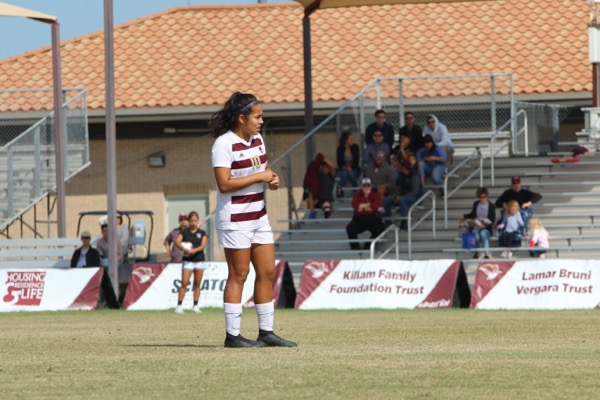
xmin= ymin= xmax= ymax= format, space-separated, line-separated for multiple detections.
xmin=0 ymin=89 xmax=89 ymax=231
xmin=490 ymin=109 xmax=528 ymax=187
xmin=370 ymin=223 xmax=399 ymax=260
xmin=443 ymin=148 xmax=484 ymax=228
xmin=407 ymin=190 xmax=436 ymax=260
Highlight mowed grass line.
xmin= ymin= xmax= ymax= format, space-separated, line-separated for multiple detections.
xmin=1 ymin=309 xmax=599 ymax=400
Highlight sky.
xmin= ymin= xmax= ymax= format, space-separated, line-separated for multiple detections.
xmin=0 ymin=0 xmax=290 ymax=60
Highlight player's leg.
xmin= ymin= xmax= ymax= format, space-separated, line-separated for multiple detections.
xmin=175 ymin=267 xmax=192 ymax=314
xmin=191 ymin=266 xmax=204 ymax=313
xmin=250 ymin=240 xmax=297 ymax=347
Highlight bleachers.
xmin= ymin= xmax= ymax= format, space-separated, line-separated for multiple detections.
xmin=274 ymin=154 xmax=600 ymax=283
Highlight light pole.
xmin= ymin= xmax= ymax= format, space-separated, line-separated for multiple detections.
xmin=589 ymin=0 xmax=600 ymax=106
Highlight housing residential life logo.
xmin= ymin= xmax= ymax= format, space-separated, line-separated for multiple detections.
xmin=2 ymin=271 xmax=46 ymax=306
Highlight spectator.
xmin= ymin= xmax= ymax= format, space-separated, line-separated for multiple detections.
xmin=399 ymin=111 xmax=423 ymax=150
xmin=528 ymin=217 xmax=549 ymax=259
xmin=460 ymin=187 xmax=496 ymax=259
xmin=417 ymin=134 xmax=446 ymax=193
xmin=363 ymin=128 xmax=391 ymax=169
xmin=164 ymin=212 xmax=189 ymax=263
xmin=498 ymin=200 xmax=524 ymax=258
xmin=303 ymin=153 xmax=336 ymax=219
xmin=318 ymin=159 xmax=337 ymax=218
xmin=95 ymin=224 xmax=123 ymax=262
xmin=174 ymin=211 xmax=208 ymax=315
xmin=116 ymin=212 xmax=130 ymax=261
xmin=70 ymin=230 xmax=120 ymax=309
xmin=396 ymin=153 xmax=423 ymax=230
xmin=391 ymin=133 xmax=417 ymax=187
xmin=346 ymin=177 xmax=386 ymax=250
xmin=365 ymin=149 xmax=396 ymax=203
xmin=365 ymin=109 xmax=395 ymax=149
xmin=495 ymin=176 xmax=542 ymax=225
xmin=423 ymin=114 xmax=454 ymax=165
xmin=336 ymin=131 xmax=361 ymax=194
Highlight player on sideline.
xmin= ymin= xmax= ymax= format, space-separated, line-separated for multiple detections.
xmin=210 ymin=92 xmax=297 ymax=348
xmin=174 ymin=211 xmax=208 ymax=315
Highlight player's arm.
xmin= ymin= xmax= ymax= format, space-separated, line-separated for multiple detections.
xmin=191 ymin=235 xmax=209 ymax=254
xmin=214 ymin=167 xmax=274 ymax=193
xmin=174 ymin=233 xmax=184 ymax=251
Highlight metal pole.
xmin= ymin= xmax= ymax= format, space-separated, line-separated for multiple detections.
xmin=302 ymin=14 xmax=314 ymax=165
xmin=398 ymin=79 xmax=404 ymax=129
xmin=490 ymin=75 xmax=496 ymax=133
xmin=51 ymin=23 xmax=66 ymax=237
xmin=104 ymin=0 xmax=119 ymax=298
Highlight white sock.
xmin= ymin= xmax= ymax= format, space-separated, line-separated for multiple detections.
xmin=224 ymin=303 xmax=242 ymax=336
xmin=255 ymin=301 xmax=274 ymax=332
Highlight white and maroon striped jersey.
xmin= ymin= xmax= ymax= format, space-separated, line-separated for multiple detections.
xmin=211 ymin=131 xmax=269 ymax=231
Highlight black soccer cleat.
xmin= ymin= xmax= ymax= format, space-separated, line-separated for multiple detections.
xmin=257 ymin=330 xmax=298 ymax=347
xmin=224 ymin=333 xmax=267 ymax=348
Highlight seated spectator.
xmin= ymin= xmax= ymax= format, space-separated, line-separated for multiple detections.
xmin=497 ymin=200 xmax=525 ymax=258
xmin=394 ymin=153 xmax=423 ymax=230
xmin=164 ymin=212 xmax=189 ymax=263
xmin=116 ymin=211 xmax=130 ymax=261
xmin=318 ymin=160 xmax=336 ymax=218
xmin=391 ymin=133 xmax=418 ymax=187
xmin=346 ymin=177 xmax=386 ymax=250
xmin=417 ymin=135 xmax=446 ymax=193
xmin=459 ymin=187 xmax=496 ymax=259
xmin=336 ymin=131 xmax=361 ymax=194
xmin=528 ymin=217 xmax=550 ymax=259
xmin=70 ymin=230 xmax=120 ymax=309
xmin=365 ymin=149 xmax=396 ymax=203
xmin=365 ymin=109 xmax=395 ymax=149
xmin=303 ymin=153 xmax=336 ymax=219
xmin=494 ymin=176 xmax=542 ymax=225
xmin=423 ymin=114 xmax=454 ymax=165
xmin=363 ymin=128 xmax=391 ymax=170
xmin=399 ymin=111 xmax=423 ymax=150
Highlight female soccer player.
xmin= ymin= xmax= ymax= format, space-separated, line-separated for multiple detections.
xmin=174 ymin=211 xmax=208 ymax=314
xmin=210 ymin=92 xmax=297 ymax=348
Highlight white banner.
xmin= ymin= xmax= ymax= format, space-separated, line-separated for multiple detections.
xmin=471 ymin=259 xmax=600 ymax=309
xmin=0 ymin=268 xmax=102 ymax=312
xmin=295 ymin=259 xmax=461 ymax=310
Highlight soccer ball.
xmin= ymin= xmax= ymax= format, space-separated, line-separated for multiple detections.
xmin=181 ymin=242 xmax=193 ymax=254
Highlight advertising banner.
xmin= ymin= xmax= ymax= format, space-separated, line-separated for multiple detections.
xmin=471 ymin=259 xmax=600 ymax=309
xmin=123 ymin=260 xmax=295 ymax=310
xmin=0 ymin=268 xmax=102 ymax=312
xmin=295 ymin=259 xmax=465 ymax=310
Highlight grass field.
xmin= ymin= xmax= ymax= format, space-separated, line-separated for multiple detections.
xmin=1 ymin=308 xmax=599 ymax=399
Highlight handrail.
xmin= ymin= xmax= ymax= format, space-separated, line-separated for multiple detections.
xmin=369 ymin=223 xmax=399 ymax=260
xmin=407 ymin=190 xmax=436 ymax=260
xmin=443 ymin=147 xmax=483 ymax=228
xmin=490 ymin=109 xmax=528 ymax=187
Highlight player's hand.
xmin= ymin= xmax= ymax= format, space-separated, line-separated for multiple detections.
xmin=258 ymin=170 xmax=274 ymax=183
xmin=269 ymin=172 xmax=280 ymax=191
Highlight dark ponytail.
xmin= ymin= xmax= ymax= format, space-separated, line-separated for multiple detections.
xmin=209 ymin=92 xmax=260 ymax=138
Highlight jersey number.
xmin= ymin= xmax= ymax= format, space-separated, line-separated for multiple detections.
xmin=251 ymin=155 xmax=261 ymax=169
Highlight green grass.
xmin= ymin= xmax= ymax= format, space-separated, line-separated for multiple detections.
xmin=1 ymin=309 xmax=599 ymax=399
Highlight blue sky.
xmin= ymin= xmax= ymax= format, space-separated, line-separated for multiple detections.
xmin=0 ymin=0 xmax=290 ymax=60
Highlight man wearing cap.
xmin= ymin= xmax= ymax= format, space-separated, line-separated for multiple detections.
xmin=70 ymin=231 xmax=101 ymax=269
xmin=346 ymin=177 xmax=386 ymax=250
xmin=164 ymin=213 xmax=189 ymax=263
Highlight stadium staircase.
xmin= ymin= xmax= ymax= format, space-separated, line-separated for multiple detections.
xmin=0 ymin=90 xmax=90 ymax=236
xmin=274 ymin=154 xmax=600 ymax=285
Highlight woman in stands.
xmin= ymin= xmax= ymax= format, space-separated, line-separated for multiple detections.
xmin=336 ymin=130 xmax=360 ymax=195
xmin=210 ymin=92 xmax=297 ymax=348
xmin=174 ymin=211 xmax=208 ymax=315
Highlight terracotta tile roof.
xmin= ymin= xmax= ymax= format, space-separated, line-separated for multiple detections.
xmin=0 ymin=0 xmax=590 ymax=113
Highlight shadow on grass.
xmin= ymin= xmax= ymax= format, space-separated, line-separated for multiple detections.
xmin=124 ymin=344 xmax=220 ymax=348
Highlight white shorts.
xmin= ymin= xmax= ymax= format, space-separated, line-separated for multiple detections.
xmin=218 ymin=224 xmax=274 ymax=249
xmin=182 ymin=261 xmax=207 ymax=271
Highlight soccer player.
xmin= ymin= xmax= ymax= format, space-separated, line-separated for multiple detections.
xmin=210 ymin=92 xmax=297 ymax=348
xmin=174 ymin=211 xmax=208 ymax=314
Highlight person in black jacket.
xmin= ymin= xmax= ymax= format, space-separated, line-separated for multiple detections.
xmin=70 ymin=230 xmax=120 ymax=309
xmin=336 ymin=131 xmax=361 ymax=194
xmin=460 ymin=187 xmax=496 ymax=259
xmin=495 ymin=176 xmax=542 ymax=225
